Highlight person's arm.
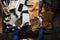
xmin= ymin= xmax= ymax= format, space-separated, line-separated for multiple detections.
xmin=18 ymin=22 xmax=30 ymax=29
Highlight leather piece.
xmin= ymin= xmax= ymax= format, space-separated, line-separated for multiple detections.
xmin=27 ymin=0 xmax=39 ymax=19
xmin=0 ymin=17 xmax=2 ymax=33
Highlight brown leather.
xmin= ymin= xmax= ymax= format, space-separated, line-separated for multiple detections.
xmin=30 ymin=17 xmax=40 ymax=30
xmin=0 ymin=17 xmax=2 ymax=33
xmin=42 ymin=11 xmax=54 ymax=29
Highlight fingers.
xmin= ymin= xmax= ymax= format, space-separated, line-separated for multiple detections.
xmin=20 ymin=22 xmax=29 ymax=28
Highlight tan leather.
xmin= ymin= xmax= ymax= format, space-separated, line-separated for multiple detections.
xmin=27 ymin=0 xmax=40 ymax=31
xmin=27 ymin=0 xmax=39 ymax=19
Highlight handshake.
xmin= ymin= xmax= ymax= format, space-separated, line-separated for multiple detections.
xmin=14 ymin=21 xmax=30 ymax=30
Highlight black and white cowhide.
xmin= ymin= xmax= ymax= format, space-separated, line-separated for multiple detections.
xmin=3 ymin=0 xmax=30 ymax=32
